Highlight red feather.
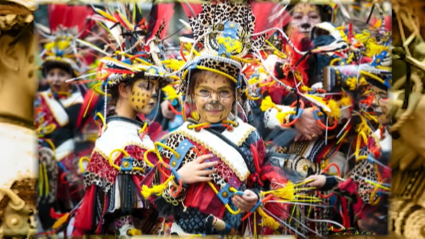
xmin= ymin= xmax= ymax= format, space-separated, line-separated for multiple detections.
xmin=250 ymin=2 xmax=291 ymax=38
xmin=48 ymin=4 xmax=94 ymax=38
xmin=146 ymin=3 xmax=175 ymax=42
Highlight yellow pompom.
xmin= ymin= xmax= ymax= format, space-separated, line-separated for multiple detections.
xmin=338 ymin=94 xmax=352 ymax=107
xmin=260 ymin=96 xmax=278 ymax=112
xmin=327 ymin=99 xmax=341 ymax=120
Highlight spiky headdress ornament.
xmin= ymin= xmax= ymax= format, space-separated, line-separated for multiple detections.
xmin=177 ymin=1 xmax=266 ymax=98
xmin=82 ymin=4 xmax=177 ymax=91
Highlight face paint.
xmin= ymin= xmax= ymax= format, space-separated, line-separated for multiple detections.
xmin=370 ymin=85 xmax=390 ymax=125
xmin=129 ymin=79 xmax=158 ymax=114
xmin=192 ymin=72 xmax=235 ymax=123
xmin=140 ymin=92 xmax=158 ymax=115
xmin=289 ymin=3 xmax=322 ymax=36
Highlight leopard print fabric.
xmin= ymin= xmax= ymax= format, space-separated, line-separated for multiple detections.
xmin=84 ymin=171 xmax=114 ymax=192
xmin=160 ymin=133 xmax=230 ymax=192
xmin=350 ymin=160 xmax=379 ymax=204
xmin=179 ymin=57 xmax=241 ymax=95
xmin=188 ymin=2 xmax=265 ymax=52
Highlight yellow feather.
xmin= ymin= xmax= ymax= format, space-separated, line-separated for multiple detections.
xmin=52 ymin=213 xmax=69 ymax=229
xmin=327 ymin=99 xmax=341 ymax=120
xmin=95 ymin=8 xmax=117 ymax=22
xmin=117 ymin=11 xmax=134 ymax=31
xmin=162 ymin=85 xmax=178 ymax=97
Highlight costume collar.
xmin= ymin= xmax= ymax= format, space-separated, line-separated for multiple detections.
xmin=106 ymin=115 xmax=146 ymax=129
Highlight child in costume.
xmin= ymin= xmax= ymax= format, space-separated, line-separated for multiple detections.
xmin=141 ymin=2 xmax=268 ymax=235
xmin=49 ymin=5 xmax=176 ymax=237
xmin=306 ymin=69 xmax=391 ymax=235
xmin=35 ymin=24 xmax=102 ymax=230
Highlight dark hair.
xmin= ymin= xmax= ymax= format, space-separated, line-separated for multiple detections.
xmin=41 ymin=61 xmax=76 ymax=78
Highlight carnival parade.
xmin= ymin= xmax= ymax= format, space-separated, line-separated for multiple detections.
xmin=32 ymin=1 xmax=392 ymax=237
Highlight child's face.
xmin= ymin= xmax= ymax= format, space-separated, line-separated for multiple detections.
xmin=371 ymin=85 xmax=390 ymax=125
xmin=46 ymin=68 xmax=72 ymax=93
xmin=192 ymin=72 xmax=235 ymax=123
xmin=128 ymin=79 xmax=158 ymax=114
xmin=289 ymin=4 xmax=322 ymax=36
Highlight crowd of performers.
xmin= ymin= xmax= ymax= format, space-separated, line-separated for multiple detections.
xmin=34 ymin=1 xmax=391 ymax=238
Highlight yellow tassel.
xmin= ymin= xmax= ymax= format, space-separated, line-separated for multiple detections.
xmin=268 ymin=181 xmax=296 ymax=200
xmin=260 ymin=96 xmax=279 ymax=112
xmin=52 ymin=213 xmax=69 ymax=229
xmin=141 ymin=176 xmax=174 ymax=199
xmin=258 ymin=207 xmax=280 ymax=230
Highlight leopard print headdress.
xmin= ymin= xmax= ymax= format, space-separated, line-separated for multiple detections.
xmin=178 ymin=1 xmax=266 ymax=97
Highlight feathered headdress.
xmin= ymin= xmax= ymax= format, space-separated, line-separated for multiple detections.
xmin=86 ymin=3 xmax=176 ymax=90
xmin=37 ymin=5 xmax=93 ymax=77
xmin=178 ymin=1 xmax=266 ymax=97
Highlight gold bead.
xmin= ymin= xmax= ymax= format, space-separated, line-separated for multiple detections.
xmin=123 ymin=161 xmax=130 ymax=168
xmin=172 ymin=161 xmax=177 ymax=167
xmin=222 ymin=191 xmax=228 ymax=198
xmin=303 ymin=165 xmax=308 ymax=171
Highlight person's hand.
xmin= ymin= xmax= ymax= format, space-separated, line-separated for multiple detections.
xmin=305 ymin=175 xmax=326 ymax=189
xmin=231 ymin=190 xmax=258 ymax=212
xmin=294 ymin=108 xmax=323 ymax=141
xmin=177 ymin=154 xmax=218 ymax=184
xmin=161 ymin=100 xmax=176 ymax=119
